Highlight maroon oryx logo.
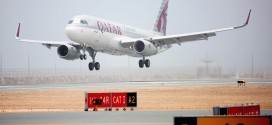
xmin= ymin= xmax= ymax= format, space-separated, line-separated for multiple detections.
xmin=157 ymin=1 xmax=168 ymax=36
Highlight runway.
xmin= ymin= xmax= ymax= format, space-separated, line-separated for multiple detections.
xmin=0 ymin=111 xmax=206 ymax=125
xmin=1 ymin=79 xmax=271 ymax=91
xmin=0 ymin=110 xmax=271 ymax=124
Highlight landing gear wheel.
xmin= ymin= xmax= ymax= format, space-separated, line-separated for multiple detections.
xmin=139 ymin=60 xmax=144 ymax=68
xmin=145 ymin=59 xmax=150 ymax=68
xmin=80 ymin=55 xmax=83 ymax=60
xmin=95 ymin=62 xmax=100 ymax=70
xmin=80 ymin=54 xmax=87 ymax=60
xmin=139 ymin=58 xmax=151 ymax=68
xmin=83 ymin=54 xmax=87 ymax=60
xmin=89 ymin=62 xmax=94 ymax=71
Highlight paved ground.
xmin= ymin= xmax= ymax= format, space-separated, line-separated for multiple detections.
xmin=0 ymin=111 xmax=271 ymax=125
xmin=0 ymin=111 xmax=186 ymax=125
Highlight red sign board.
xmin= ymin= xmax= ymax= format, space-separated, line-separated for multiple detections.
xmin=243 ymin=105 xmax=260 ymax=115
xmin=112 ymin=93 xmax=127 ymax=107
xmin=213 ymin=104 xmax=260 ymax=116
xmin=228 ymin=106 xmax=243 ymax=115
xmin=87 ymin=93 xmax=111 ymax=108
xmin=85 ymin=92 xmax=137 ymax=109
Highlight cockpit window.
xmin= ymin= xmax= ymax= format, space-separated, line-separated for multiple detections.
xmin=80 ymin=20 xmax=88 ymax=24
xmin=80 ymin=20 xmax=85 ymax=24
xmin=68 ymin=19 xmax=88 ymax=25
xmin=68 ymin=20 xmax=73 ymax=24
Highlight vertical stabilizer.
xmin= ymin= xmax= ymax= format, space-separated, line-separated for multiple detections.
xmin=153 ymin=0 xmax=169 ymax=36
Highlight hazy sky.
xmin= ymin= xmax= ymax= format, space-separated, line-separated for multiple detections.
xmin=0 ymin=0 xmax=271 ymax=73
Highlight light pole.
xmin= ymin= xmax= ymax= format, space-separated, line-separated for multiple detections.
xmin=0 ymin=55 xmax=2 ymax=78
xmin=25 ymin=54 xmax=30 ymax=84
xmin=251 ymin=53 xmax=254 ymax=78
xmin=54 ymin=56 xmax=57 ymax=76
xmin=28 ymin=54 xmax=30 ymax=77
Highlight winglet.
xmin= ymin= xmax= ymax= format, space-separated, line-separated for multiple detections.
xmin=235 ymin=9 xmax=251 ymax=29
xmin=15 ymin=23 xmax=21 ymax=40
xmin=244 ymin=9 xmax=251 ymax=26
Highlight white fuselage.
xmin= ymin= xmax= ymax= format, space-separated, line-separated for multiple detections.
xmin=65 ymin=15 xmax=171 ymax=57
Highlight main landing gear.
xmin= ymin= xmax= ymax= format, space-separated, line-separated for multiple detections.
xmin=89 ymin=61 xmax=100 ymax=71
xmin=138 ymin=57 xmax=150 ymax=68
xmin=86 ymin=47 xmax=100 ymax=71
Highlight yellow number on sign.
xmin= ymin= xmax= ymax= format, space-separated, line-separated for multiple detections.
xmin=128 ymin=96 xmax=135 ymax=104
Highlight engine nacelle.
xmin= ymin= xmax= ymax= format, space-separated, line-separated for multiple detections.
xmin=133 ymin=40 xmax=157 ymax=56
xmin=57 ymin=44 xmax=80 ymax=60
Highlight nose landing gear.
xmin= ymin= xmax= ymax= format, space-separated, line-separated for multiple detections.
xmin=80 ymin=43 xmax=88 ymax=60
xmin=80 ymin=54 xmax=87 ymax=60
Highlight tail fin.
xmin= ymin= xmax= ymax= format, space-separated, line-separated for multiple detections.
xmin=153 ymin=0 xmax=169 ymax=36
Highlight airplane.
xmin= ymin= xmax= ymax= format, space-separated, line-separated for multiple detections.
xmin=16 ymin=0 xmax=251 ymax=71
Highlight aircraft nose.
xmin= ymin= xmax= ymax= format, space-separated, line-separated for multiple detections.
xmin=65 ymin=26 xmax=77 ymax=41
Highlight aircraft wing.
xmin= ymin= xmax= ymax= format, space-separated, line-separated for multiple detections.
xmin=15 ymin=23 xmax=80 ymax=49
xmin=121 ymin=10 xmax=251 ymax=48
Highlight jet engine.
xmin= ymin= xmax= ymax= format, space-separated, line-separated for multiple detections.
xmin=133 ymin=40 xmax=157 ymax=56
xmin=57 ymin=44 xmax=80 ymax=60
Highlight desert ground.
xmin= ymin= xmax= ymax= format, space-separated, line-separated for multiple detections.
xmin=0 ymin=84 xmax=271 ymax=112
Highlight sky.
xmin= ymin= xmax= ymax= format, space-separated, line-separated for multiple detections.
xmin=0 ymin=0 xmax=271 ymax=74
